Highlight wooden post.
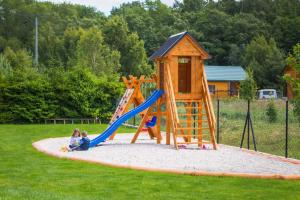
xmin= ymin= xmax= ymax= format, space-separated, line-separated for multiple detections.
xmin=156 ymin=98 xmax=161 ymax=144
xmin=166 ymin=100 xmax=171 ymax=145
xmin=131 ymin=107 xmax=152 ymax=143
xmin=198 ymin=100 xmax=203 ymax=147
xmin=186 ymin=102 xmax=192 ymax=142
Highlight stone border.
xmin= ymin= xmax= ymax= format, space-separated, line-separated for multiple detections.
xmin=32 ymin=140 xmax=300 ymax=180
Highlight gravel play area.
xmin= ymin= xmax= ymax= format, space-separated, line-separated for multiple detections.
xmin=33 ymin=133 xmax=300 ymax=179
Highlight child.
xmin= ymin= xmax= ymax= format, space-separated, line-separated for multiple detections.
xmin=70 ymin=131 xmax=90 ymax=151
xmin=69 ymin=128 xmax=81 ymax=149
xmin=79 ymin=131 xmax=90 ymax=151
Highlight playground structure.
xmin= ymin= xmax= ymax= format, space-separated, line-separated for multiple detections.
xmin=109 ymin=75 xmax=162 ymax=144
xmin=89 ymin=31 xmax=217 ymax=149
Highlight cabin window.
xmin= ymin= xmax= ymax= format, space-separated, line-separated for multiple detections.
xmin=159 ymin=61 xmax=164 ymax=89
xmin=208 ymin=85 xmax=216 ymax=94
xmin=178 ymin=57 xmax=190 ymax=64
xmin=178 ymin=56 xmax=191 ymax=93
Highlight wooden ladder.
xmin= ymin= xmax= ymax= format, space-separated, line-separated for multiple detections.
xmin=174 ymin=99 xmax=212 ymax=147
xmin=165 ymin=63 xmax=217 ymax=149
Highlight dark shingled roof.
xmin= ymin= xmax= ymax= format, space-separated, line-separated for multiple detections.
xmin=149 ymin=31 xmax=210 ymax=60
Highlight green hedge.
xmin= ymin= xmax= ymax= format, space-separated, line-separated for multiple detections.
xmin=0 ymin=67 xmax=124 ymax=123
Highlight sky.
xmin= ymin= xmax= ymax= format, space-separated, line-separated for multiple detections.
xmin=41 ymin=0 xmax=178 ymax=15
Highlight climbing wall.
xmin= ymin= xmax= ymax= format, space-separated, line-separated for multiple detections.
xmin=109 ymin=88 xmax=134 ymax=125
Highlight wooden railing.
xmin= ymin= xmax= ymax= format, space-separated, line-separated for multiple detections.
xmin=202 ymin=67 xmax=217 ymax=149
xmin=164 ymin=64 xmax=180 ymax=141
xmin=44 ymin=118 xmax=101 ymax=124
xmin=202 ymin=68 xmax=216 ymax=129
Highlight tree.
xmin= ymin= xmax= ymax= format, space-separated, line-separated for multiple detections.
xmin=240 ymin=68 xmax=257 ymax=100
xmin=3 ymin=47 xmax=33 ymax=70
xmin=76 ymin=27 xmax=121 ymax=76
xmin=266 ymin=100 xmax=278 ymax=123
xmin=63 ymin=27 xmax=83 ymax=70
xmin=242 ymin=36 xmax=285 ymax=89
xmin=180 ymin=0 xmax=209 ymax=12
xmin=103 ymin=16 xmax=152 ymax=76
xmin=0 ymin=54 xmax=13 ymax=78
xmin=284 ymin=43 xmax=300 ymax=121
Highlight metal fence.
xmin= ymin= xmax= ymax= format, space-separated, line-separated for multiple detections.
xmin=125 ymin=98 xmax=299 ymax=160
xmin=210 ymin=90 xmax=239 ymax=99
xmin=215 ymin=99 xmax=300 ymax=159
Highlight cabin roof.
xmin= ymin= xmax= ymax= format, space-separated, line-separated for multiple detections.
xmin=149 ymin=31 xmax=210 ymax=60
xmin=205 ymin=65 xmax=246 ymax=81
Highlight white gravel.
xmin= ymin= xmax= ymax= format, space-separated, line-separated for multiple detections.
xmin=33 ymin=133 xmax=300 ymax=177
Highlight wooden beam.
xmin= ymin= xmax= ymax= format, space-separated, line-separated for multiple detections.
xmin=131 ymin=107 xmax=152 ymax=143
xmin=198 ymin=100 xmax=203 ymax=147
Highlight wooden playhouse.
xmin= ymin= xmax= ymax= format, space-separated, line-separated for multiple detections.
xmin=110 ymin=31 xmax=217 ymax=149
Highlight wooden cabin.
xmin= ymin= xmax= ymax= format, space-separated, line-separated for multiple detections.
xmin=205 ymin=65 xmax=246 ymax=98
xmin=284 ymin=65 xmax=300 ymax=99
xmin=150 ymin=32 xmax=210 ymax=99
xmin=150 ymin=32 xmax=217 ymax=149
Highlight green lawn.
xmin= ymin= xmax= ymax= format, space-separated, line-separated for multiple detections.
xmin=1 ymin=124 xmax=300 ymax=200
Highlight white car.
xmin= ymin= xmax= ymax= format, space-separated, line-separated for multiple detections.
xmin=257 ymin=89 xmax=278 ymax=99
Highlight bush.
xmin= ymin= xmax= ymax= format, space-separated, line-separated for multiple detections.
xmin=292 ymin=100 xmax=300 ymax=123
xmin=266 ymin=100 xmax=277 ymax=123
xmin=0 ymin=67 xmax=124 ymax=123
xmin=240 ymin=68 xmax=257 ymax=100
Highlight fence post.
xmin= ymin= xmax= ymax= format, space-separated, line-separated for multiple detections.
xmin=133 ymin=104 xmax=136 ymax=126
xmin=217 ymin=99 xmax=220 ymax=143
xmin=285 ymin=100 xmax=288 ymax=158
xmin=247 ymin=100 xmax=250 ymax=150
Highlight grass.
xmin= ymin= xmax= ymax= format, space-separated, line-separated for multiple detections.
xmin=0 ymin=124 xmax=300 ymax=200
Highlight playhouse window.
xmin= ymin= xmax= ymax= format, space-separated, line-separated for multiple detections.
xmin=178 ymin=56 xmax=191 ymax=93
xmin=178 ymin=57 xmax=190 ymax=64
xmin=208 ymin=85 xmax=216 ymax=94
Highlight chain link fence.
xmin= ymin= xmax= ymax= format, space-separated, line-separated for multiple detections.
xmin=122 ymin=88 xmax=300 ymax=160
xmin=215 ymin=99 xmax=300 ymax=160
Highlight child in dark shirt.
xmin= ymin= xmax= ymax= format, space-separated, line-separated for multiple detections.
xmin=79 ymin=131 xmax=90 ymax=150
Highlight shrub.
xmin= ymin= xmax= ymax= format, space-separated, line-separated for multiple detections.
xmin=240 ymin=68 xmax=257 ymax=100
xmin=266 ymin=100 xmax=277 ymax=123
xmin=0 ymin=67 xmax=124 ymax=123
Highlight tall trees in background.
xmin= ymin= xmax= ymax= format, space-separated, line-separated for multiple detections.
xmin=0 ymin=0 xmax=299 ymax=122
xmin=284 ymin=43 xmax=300 ymax=121
xmin=242 ymin=36 xmax=285 ymax=89
xmin=76 ymin=27 xmax=121 ymax=76
xmin=103 ymin=16 xmax=151 ymax=76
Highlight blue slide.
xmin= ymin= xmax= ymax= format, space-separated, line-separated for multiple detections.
xmin=89 ymin=89 xmax=164 ymax=147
